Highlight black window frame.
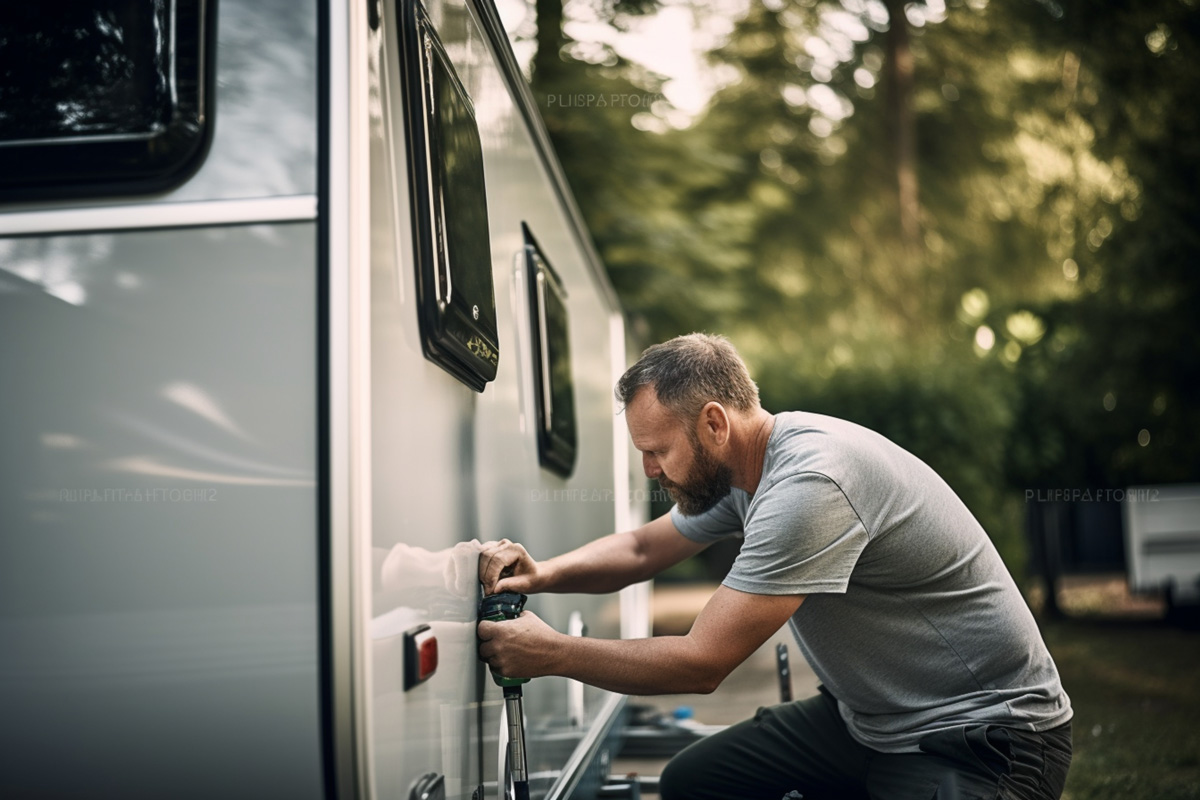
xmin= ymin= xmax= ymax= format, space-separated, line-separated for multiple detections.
xmin=398 ymin=0 xmax=500 ymax=392
xmin=523 ymin=224 xmax=578 ymax=477
xmin=0 ymin=0 xmax=217 ymax=202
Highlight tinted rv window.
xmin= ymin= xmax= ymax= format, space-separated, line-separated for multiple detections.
xmin=401 ymin=1 xmax=499 ymax=392
xmin=0 ymin=0 xmax=213 ymax=200
xmin=524 ymin=225 xmax=578 ymax=477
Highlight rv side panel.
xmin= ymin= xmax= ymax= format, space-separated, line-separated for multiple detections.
xmin=0 ymin=2 xmax=326 ymax=797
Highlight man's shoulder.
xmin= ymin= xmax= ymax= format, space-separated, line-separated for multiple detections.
xmin=752 ymin=455 xmax=861 ymax=526
xmin=766 ymin=411 xmax=893 ymax=479
xmin=760 ymin=411 xmax=938 ymax=532
xmin=773 ymin=410 xmax=887 ymax=443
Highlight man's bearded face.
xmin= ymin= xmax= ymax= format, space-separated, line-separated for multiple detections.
xmin=658 ymin=434 xmax=734 ymax=516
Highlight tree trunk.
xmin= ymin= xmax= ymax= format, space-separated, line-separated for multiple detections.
xmin=1040 ymin=504 xmax=1065 ymax=620
xmin=533 ymin=0 xmax=565 ymax=91
xmin=882 ymin=0 xmax=920 ymax=254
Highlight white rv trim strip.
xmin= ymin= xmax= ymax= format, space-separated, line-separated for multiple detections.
xmin=543 ymin=693 xmax=627 ymax=800
xmin=0 ymin=196 xmax=318 ymax=237
xmin=326 ymin=0 xmax=373 ymax=796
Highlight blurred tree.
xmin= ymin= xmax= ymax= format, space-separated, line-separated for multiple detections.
xmin=1002 ymin=0 xmax=1200 ymax=490
xmin=522 ymin=0 xmax=1200 ymax=568
xmin=526 ymin=0 xmax=727 ymax=337
xmin=881 ymin=0 xmax=920 ymax=254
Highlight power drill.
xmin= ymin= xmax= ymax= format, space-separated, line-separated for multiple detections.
xmin=479 ymin=591 xmax=531 ymax=800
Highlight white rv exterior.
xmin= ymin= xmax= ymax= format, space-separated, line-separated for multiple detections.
xmin=0 ymin=1 xmax=650 ymax=798
xmin=1123 ymin=484 xmax=1200 ymax=609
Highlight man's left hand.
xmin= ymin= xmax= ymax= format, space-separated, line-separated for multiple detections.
xmin=477 ymin=609 xmax=562 ymax=680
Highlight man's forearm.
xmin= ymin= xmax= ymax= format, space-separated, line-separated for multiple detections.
xmin=478 ymin=586 xmax=799 ymax=696
xmin=537 ymin=530 xmax=653 ymax=594
xmin=546 ymin=631 xmax=723 ymax=695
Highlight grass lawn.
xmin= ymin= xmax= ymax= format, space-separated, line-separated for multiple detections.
xmin=1040 ymin=586 xmax=1200 ymax=799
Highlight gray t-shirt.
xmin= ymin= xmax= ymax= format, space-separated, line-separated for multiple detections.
xmin=671 ymin=411 xmax=1072 ymax=752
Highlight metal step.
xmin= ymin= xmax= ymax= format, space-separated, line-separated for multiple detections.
xmin=599 ymin=774 xmax=661 ymax=797
xmin=616 ymin=704 xmax=726 ymax=759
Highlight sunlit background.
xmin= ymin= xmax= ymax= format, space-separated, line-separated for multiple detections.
xmin=494 ymin=3 xmax=1200 ymax=793
xmin=491 ymin=0 xmax=1199 ymax=571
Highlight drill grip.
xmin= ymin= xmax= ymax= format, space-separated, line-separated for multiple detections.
xmin=479 ymin=591 xmax=531 ymax=687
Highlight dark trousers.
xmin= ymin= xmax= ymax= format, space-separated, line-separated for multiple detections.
xmin=659 ymin=691 xmax=1072 ymax=800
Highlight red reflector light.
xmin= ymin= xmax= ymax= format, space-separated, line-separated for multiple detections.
xmin=404 ymin=624 xmax=438 ymax=690
xmin=418 ymin=634 xmax=438 ymax=680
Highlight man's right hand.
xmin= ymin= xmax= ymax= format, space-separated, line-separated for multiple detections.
xmin=479 ymin=538 xmax=542 ymax=595
xmin=479 ymin=513 xmax=706 ymax=597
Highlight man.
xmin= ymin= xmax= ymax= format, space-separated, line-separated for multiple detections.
xmin=478 ymin=333 xmax=1072 ymax=799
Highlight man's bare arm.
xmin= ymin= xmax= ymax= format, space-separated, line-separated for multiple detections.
xmin=478 ymin=585 xmax=804 ymax=695
xmin=479 ymin=511 xmax=706 ymax=596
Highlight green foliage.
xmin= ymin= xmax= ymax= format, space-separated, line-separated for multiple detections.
xmin=528 ymin=0 xmax=1200 ymax=571
xmin=1002 ymin=0 xmax=1200 ymax=490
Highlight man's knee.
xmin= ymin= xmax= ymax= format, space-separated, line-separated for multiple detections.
xmin=659 ymin=750 xmax=697 ymax=800
xmin=659 ymin=741 xmax=764 ymax=800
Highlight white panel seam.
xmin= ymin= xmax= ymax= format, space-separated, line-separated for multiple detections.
xmin=0 ymin=195 xmax=319 ymax=236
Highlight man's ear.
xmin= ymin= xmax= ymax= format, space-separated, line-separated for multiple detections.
xmin=698 ymin=402 xmax=730 ymax=447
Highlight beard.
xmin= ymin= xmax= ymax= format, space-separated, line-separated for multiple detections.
xmin=658 ymin=438 xmax=734 ymax=516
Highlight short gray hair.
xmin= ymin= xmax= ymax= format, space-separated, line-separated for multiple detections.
xmin=615 ymin=333 xmax=760 ymax=425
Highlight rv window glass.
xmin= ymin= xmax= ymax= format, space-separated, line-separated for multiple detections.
xmin=432 ymin=49 xmax=497 ymax=337
xmin=524 ymin=225 xmax=577 ymax=477
xmin=401 ymin=1 xmax=499 ymax=392
xmin=0 ymin=0 xmax=213 ymax=200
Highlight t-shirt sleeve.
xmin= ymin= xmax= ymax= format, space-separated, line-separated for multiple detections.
xmin=722 ymin=472 xmax=870 ymax=595
xmin=669 ymin=490 xmax=750 ymax=543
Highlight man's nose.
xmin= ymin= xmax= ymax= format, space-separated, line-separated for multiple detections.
xmin=642 ymin=453 xmax=661 ymax=479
